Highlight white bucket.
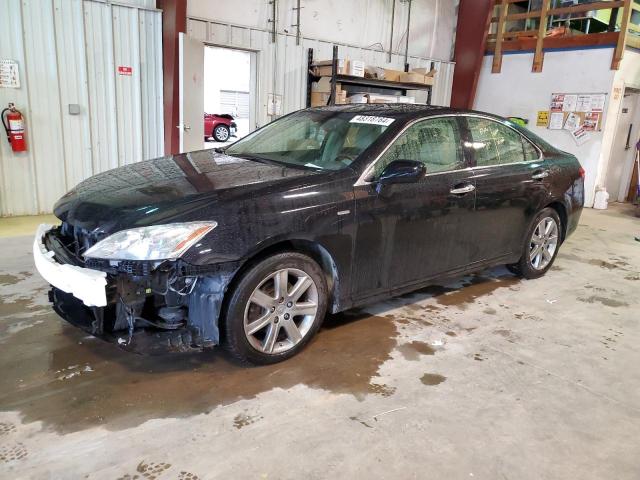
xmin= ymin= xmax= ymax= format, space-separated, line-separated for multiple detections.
xmin=593 ymin=188 xmax=609 ymax=210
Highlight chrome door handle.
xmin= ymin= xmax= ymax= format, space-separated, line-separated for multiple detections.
xmin=532 ymin=170 xmax=549 ymax=180
xmin=449 ymin=184 xmax=476 ymax=195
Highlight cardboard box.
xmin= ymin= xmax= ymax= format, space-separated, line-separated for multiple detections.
xmin=366 ymin=93 xmax=399 ymax=104
xmin=313 ymin=58 xmax=347 ymax=76
xmin=311 ymin=77 xmax=332 ymax=93
xmin=364 ymin=66 xmax=383 ymax=79
xmin=399 ymin=71 xmax=435 ymax=85
xmin=364 ymin=66 xmax=403 ymax=82
xmin=413 ymin=67 xmax=437 ymax=78
xmin=347 ymin=93 xmax=368 ymax=104
xmin=399 ymin=71 xmax=426 ymax=84
xmin=311 ymin=91 xmax=330 ymax=107
xmin=416 ymin=74 xmax=434 ymax=86
xmin=347 ymin=60 xmax=365 ymax=77
xmin=364 ymin=65 xmax=404 ymax=82
xmin=311 ymin=89 xmax=346 ymax=107
xmin=382 ymin=68 xmax=403 ymax=82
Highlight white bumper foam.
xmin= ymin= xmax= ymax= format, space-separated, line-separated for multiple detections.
xmin=33 ymin=224 xmax=108 ymax=307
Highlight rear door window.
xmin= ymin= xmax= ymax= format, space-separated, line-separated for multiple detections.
xmin=466 ymin=117 xmax=531 ymax=167
xmin=522 ymin=137 xmax=540 ymax=161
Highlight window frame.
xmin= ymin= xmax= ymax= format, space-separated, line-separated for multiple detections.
xmin=355 ymin=114 xmax=472 ymax=185
xmin=460 ymin=114 xmax=544 ymax=170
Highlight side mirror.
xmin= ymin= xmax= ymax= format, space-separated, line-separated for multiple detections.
xmin=377 ymin=160 xmax=426 ymax=186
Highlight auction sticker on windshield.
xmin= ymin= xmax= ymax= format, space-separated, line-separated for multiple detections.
xmin=349 ymin=115 xmax=395 ymax=126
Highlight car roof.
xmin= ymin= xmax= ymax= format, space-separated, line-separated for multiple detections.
xmin=307 ymin=103 xmax=499 ymax=121
xmin=310 ymin=103 xmax=447 ymax=116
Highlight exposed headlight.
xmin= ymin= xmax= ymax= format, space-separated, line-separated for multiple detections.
xmin=84 ymin=222 xmax=217 ymax=261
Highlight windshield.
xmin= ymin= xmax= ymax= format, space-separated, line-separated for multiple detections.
xmin=225 ymin=110 xmax=392 ymax=170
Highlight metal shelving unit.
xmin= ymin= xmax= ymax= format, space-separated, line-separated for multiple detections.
xmin=306 ymin=45 xmax=433 ymax=108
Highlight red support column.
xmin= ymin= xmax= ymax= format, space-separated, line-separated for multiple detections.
xmin=450 ymin=0 xmax=494 ymax=109
xmin=157 ymin=0 xmax=187 ymax=155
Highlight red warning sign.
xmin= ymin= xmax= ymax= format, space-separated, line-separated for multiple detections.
xmin=117 ymin=66 xmax=132 ymax=76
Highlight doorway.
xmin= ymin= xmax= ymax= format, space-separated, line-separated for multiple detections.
xmin=606 ymin=88 xmax=640 ymax=203
xmin=203 ymin=46 xmax=255 ymax=149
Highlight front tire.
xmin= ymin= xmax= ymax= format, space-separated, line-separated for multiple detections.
xmin=508 ymin=208 xmax=561 ymax=279
xmin=213 ymin=124 xmax=230 ymax=142
xmin=222 ymin=252 xmax=328 ymax=365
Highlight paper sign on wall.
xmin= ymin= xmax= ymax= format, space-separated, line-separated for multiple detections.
xmin=571 ymin=126 xmax=589 ymax=146
xmin=550 ymin=94 xmax=564 ymax=112
xmin=0 ymin=59 xmax=20 ymax=88
xmin=562 ymin=95 xmax=577 ymax=112
xmin=583 ymin=112 xmax=600 ymax=131
xmin=590 ymin=94 xmax=605 ymax=112
xmin=117 ymin=66 xmax=133 ymax=76
xmin=536 ymin=111 xmax=549 ymax=127
xmin=575 ymin=95 xmax=592 ymax=112
xmin=613 ymin=87 xmax=622 ymax=101
xmin=564 ymin=112 xmax=580 ymax=131
xmin=549 ymin=112 xmax=565 ymax=130
xmin=267 ymin=93 xmax=282 ymax=116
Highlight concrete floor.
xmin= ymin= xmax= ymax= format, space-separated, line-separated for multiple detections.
xmin=0 ymin=205 xmax=638 ymax=479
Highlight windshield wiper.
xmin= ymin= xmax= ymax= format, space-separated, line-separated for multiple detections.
xmin=227 ymin=152 xmax=325 ymax=171
xmin=304 ymin=163 xmax=324 ymax=170
xmin=227 ymin=152 xmax=275 ymax=165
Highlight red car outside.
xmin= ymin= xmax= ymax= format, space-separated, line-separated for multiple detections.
xmin=204 ymin=113 xmax=237 ymax=142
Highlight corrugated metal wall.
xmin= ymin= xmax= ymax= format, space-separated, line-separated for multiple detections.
xmin=0 ymin=0 xmax=163 ymax=216
xmin=186 ymin=17 xmax=455 ymax=130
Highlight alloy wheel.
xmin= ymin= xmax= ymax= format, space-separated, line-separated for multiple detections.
xmin=243 ymin=268 xmax=319 ymax=354
xmin=215 ymin=125 xmax=229 ymax=141
xmin=529 ymin=216 xmax=559 ymax=270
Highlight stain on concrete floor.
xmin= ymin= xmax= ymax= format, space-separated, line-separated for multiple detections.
xmin=0 ymin=296 xmax=50 ymax=319
xmin=396 ymin=340 xmax=436 ymax=360
xmin=420 ymin=373 xmax=446 ymax=386
xmin=579 ymin=295 xmax=629 ymax=308
xmin=233 ymin=412 xmax=262 ymax=429
xmin=0 ymin=274 xmax=27 ymax=286
xmin=558 ymin=252 xmax=635 ymax=272
xmin=421 ymin=275 xmax=520 ymax=310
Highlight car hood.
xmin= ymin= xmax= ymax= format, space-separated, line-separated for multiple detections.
xmin=54 ymin=149 xmax=321 ymax=233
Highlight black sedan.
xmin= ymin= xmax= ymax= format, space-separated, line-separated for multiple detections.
xmin=34 ymin=104 xmax=584 ymax=364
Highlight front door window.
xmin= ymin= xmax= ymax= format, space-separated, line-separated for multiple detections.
xmin=374 ymin=117 xmax=465 ymax=177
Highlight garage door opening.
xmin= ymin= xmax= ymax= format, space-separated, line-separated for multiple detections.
xmin=203 ymin=46 xmax=254 ymax=149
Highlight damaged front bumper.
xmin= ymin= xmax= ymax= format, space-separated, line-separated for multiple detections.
xmin=33 ymin=224 xmax=108 ymax=307
xmin=34 ymin=224 xmax=237 ymax=354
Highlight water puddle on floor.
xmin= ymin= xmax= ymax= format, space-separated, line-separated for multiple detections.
xmin=0 ymin=309 xmax=398 ymax=433
xmin=0 ymin=270 xmax=520 ymax=434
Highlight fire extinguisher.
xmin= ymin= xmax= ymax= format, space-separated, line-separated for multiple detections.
xmin=1 ymin=103 xmax=27 ymax=152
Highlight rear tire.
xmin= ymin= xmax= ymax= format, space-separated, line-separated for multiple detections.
xmin=222 ymin=252 xmax=328 ymax=365
xmin=507 ymin=207 xmax=561 ymax=279
xmin=213 ymin=124 xmax=230 ymax=142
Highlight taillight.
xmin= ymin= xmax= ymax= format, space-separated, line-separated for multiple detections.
xmin=578 ymin=167 xmax=585 ymax=178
